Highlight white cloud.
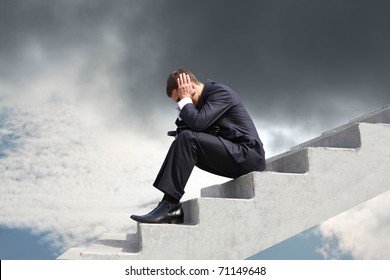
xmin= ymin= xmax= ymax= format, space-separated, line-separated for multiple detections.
xmin=257 ymin=121 xmax=319 ymax=158
xmin=317 ymin=190 xmax=390 ymax=259
xmin=0 ymin=97 xmax=164 ymax=250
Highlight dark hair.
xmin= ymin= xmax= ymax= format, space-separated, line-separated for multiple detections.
xmin=166 ymin=69 xmax=200 ymax=97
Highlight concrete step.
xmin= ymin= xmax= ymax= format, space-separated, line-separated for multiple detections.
xmin=265 ymin=123 xmax=361 ymax=173
xmin=266 ymin=104 xmax=390 ymax=173
xmin=80 ymin=232 xmax=141 ymax=260
xmin=292 ymin=103 xmax=390 ymax=151
xmin=57 ymin=247 xmax=86 ymax=260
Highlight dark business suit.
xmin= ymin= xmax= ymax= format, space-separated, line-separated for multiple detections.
xmin=153 ymin=79 xmax=266 ymax=200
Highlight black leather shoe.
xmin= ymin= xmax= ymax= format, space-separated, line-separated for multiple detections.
xmin=130 ymin=201 xmax=184 ymax=224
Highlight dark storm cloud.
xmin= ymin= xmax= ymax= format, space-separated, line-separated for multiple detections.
xmin=147 ymin=0 xmax=390 ymax=129
xmin=2 ymin=0 xmax=390 ymax=135
xmin=0 ymin=0 xmax=166 ymax=124
xmin=0 ymin=0 xmax=110 ymax=75
xmin=0 ymin=0 xmax=153 ymax=90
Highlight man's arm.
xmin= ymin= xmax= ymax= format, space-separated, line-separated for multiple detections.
xmin=179 ymin=89 xmax=232 ymax=131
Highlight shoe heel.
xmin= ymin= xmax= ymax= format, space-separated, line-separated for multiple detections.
xmin=170 ymin=215 xmax=184 ymax=224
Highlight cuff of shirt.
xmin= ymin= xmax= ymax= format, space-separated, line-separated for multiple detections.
xmin=178 ymin=97 xmax=193 ymax=110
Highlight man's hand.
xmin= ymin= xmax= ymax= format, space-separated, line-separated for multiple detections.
xmin=177 ymin=73 xmax=196 ymax=100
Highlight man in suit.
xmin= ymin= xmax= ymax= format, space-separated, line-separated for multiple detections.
xmin=131 ymin=69 xmax=266 ymax=224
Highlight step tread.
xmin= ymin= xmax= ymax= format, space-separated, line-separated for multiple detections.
xmin=57 ymin=247 xmax=86 ymax=260
xmin=82 ymin=233 xmax=140 ymax=255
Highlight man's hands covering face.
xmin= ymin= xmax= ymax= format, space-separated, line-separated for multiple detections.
xmin=177 ymin=73 xmax=196 ymax=100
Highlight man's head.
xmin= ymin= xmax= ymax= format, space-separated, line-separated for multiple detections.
xmin=166 ymin=69 xmax=201 ymax=102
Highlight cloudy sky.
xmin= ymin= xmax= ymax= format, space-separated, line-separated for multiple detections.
xmin=1 ymin=0 xmax=390 ymax=259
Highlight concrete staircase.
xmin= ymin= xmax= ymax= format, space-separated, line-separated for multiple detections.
xmin=58 ymin=104 xmax=390 ymax=260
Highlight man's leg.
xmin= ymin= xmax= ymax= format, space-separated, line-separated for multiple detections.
xmin=131 ymin=130 xmax=243 ymax=224
xmin=153 ymin=130 xmax=244 ymax=201
xmin=194 ymin=133 xmax=246 ymax=178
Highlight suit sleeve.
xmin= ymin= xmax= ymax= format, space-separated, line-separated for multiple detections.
xmin=179 ymin=87 xmax=232 ymax=132
xmin=175 ymin=118 xmax=187 ymax=128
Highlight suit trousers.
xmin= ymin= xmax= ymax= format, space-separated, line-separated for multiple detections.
xmin=153 ymin=129 xmax=249 ymax=200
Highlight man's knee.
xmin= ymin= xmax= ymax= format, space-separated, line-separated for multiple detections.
xmin=176 ymin=129 xmax=197 ymax=142
xmin=171 ymin=130 xmax=199 ymax=160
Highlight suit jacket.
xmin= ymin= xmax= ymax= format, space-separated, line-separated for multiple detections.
xmin=179 ymin=79 xmax=266 ymax=171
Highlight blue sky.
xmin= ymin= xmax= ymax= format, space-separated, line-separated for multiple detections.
xmin=0 ymin=227 xmax=58 ymax=260
xmin=1 ymin=0 xmax=390 ymax=260
xmin=249 ymin=226 xmax=352 ymax=260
